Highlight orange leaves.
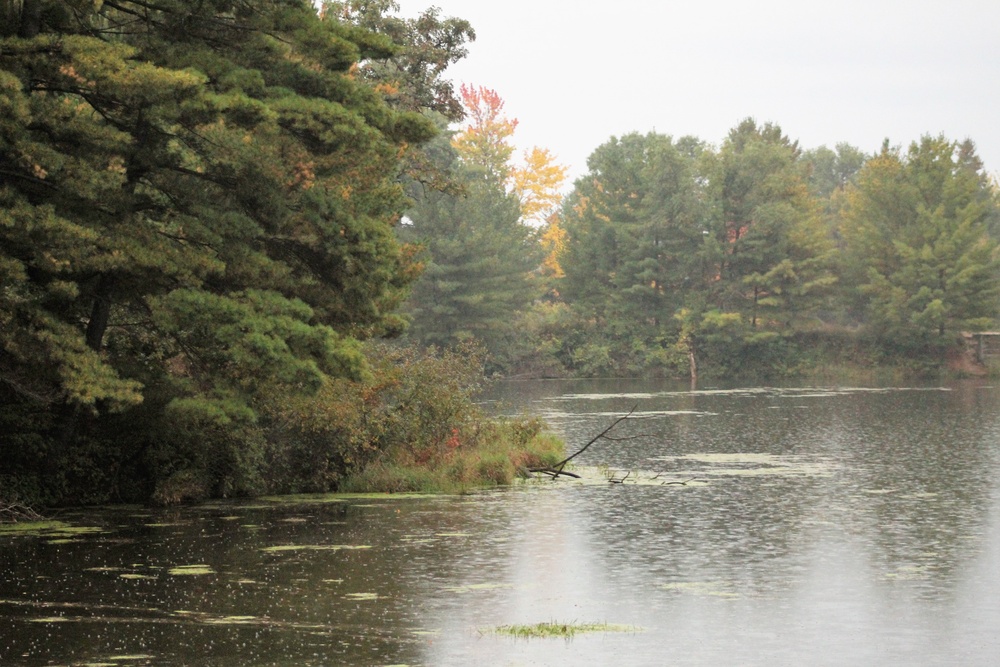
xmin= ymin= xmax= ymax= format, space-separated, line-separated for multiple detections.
xmin=452 ymin=83 xmax=567 ymax=225
xmin=292 ymin=161 xmax=317 ymax=191
xmin=457 ymin=84 xmax=516 ymax=135
xmin=451 ymin=83 xmax=518 ymax=178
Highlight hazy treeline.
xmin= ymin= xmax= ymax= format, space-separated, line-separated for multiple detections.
xmin=402 ymin=116 xmax=1000 ymax=379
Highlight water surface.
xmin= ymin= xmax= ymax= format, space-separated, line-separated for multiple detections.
xmin=2 ymin=380 xmax=999 ymax=665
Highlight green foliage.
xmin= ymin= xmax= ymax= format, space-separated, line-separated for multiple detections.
xmin=841 ymin=136 xmax=1000 ymax=341
xmin=401 ymin=128 xmax=542 ymax=367
xmin=264 ymin=341 xmax=563 ymax=494
xmin=322 ymin=0 xmax=475 ymax=122
xmin=700 ymin=119 xmax=836 ymax=329
xmin=555 ymin=121 xmax=835 ymax=378
xmin=0 ymin=0 xmax=438 ymax=504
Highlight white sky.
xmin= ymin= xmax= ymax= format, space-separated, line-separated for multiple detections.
xmin=395 ymin=0 xmax=1000 ymax=185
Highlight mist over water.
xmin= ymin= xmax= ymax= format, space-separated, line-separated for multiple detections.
xmin=3 ymin=380 xmax=999 ymax=666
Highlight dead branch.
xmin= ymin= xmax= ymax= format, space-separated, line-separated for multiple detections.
xmin=529 ymin=405 xmax=640 ymax=480
xmin=0 ymin=501 xmax=45 ymax=523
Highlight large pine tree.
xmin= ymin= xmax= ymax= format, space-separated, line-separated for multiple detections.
xmin=0 ymin=0 xmax=436 ymax=501
xmin=841 ymin=136 xmax=1000 ymax=342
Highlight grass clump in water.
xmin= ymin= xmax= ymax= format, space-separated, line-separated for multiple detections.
xmin=338 ymin=420 xmax=564 ymax=494
xmin=269 ymin=341 xmax=565 ymax=495
xmin=489 ymin=621 xmax=640 ymax=639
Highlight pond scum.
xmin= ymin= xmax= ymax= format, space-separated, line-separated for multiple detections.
xmin=485 ymin=621 xmax=641 ymax=639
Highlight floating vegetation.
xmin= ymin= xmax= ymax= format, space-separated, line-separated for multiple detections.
xmin=554 ymin=386 xmax=951 ymax=403
xmin=344 ymin=592 xmax=379 ymax=601
xmin=142 ymin=522 xmax=188 ymax=528
xmin=650 ymin=453 xmax=835 ymax=478
xmin=0 ymin=520 xmax=104 ymax=538
xmin=261 ymin=492 xmax=433 ymax=505
xmin=659 ymin=581 xmax=739 ymax=598
xmin=556 ymin=466 xmax=710 ymax=487
xmin=167 ymin=564 xmax=215 ymax=576
xmin=261 ymin=544 xmax=372 ymax=553
xmin=200 ymin=615 xmax=260 ymax=625
xmin=106 ymin=656 xmax=154 ymax=661
xmin=103 ymin=656 xmax=154 ymax=663
xmin=884 ymin=565 xmax=931 ymax=581
xmin=487 ymin=621 xmax=640 ymax=638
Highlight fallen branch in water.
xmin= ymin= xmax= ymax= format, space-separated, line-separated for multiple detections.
xmin=529 ymin=405 xmax=640 ymax=480
xmin=0 ymin=500 xmax=45 ymax=523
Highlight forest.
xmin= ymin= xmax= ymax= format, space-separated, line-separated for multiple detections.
xmin=1 ymin=1 xmax=998 ymax=506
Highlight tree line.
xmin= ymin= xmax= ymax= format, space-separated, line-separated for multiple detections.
xmin=402 ymin=108 xmax=1000 ymax=379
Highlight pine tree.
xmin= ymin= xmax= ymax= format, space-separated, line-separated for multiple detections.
xmin=401 ymin=87 xmax=543 ymax=361
xmin=0 ymin=0 xmax=437 ymax=500
xmin=700 ymin=119 xmax=834 ymax=329
xmin=841 ymin=136 xmax=1000 ymax=341
xmin=558 ymin=132 xmax=707 ymax=373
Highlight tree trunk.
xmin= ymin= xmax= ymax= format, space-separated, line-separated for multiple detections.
xmin=1 ymin=1 xmax=22 ymax=36
xmin=54 ymin=275 xmax=115 ymax=451
xmin=85 ymin=274 xmax=115 ymax=352
xmin=688 ymin=347 xmax=698 ymax=388
xmin=17 ymin=0 xmax=41 ymax=38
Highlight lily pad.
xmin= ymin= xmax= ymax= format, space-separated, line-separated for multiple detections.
xmin=660 ymin=580 xmax=739 ymax=598
xmin=0 ymin=521 xmax=104 ymax=538
xmin=443 ymin=583 xmax=513 ymax=593
xmin=106 ymin=656 xmax=155 ymax=662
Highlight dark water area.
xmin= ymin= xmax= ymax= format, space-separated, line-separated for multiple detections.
xmin=2 ymin=380 xmax=999 ymax=665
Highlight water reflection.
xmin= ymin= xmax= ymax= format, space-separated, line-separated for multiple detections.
xmin=1 ymin=381 xmax=998 ymax=665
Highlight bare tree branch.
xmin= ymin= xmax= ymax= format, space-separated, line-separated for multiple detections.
xmin=529 ymin=404 xmax=640 ymax=479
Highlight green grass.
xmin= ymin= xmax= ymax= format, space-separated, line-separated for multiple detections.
xmin=338 ymin=421 xmax=565 ymax=495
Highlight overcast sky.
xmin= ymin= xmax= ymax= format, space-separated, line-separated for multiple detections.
xmin=394 ymin=0 xmax=1000 ymax=185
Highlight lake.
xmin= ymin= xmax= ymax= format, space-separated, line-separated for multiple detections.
xmin=2 ymin=379 xmax=999 ymax=666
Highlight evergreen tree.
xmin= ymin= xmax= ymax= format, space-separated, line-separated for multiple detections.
xmin=0 ymin=0 xmax=436 ymax=501
xmin=401 ymin=87 xmax=543 ymax=365
xmin=841 ymin=136 xmax=1000 ymax=341
xmin=700 ymin=119 xmax=834 ymax=329
xmin=559 ymin=132 xmax=707 ymax=374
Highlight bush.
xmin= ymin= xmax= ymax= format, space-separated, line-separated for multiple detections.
xmin=263 ymin=342 xmax=564 ymax=494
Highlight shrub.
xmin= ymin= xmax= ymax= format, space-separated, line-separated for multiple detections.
xmin=263 ymin=342 xmax=564 ymax=494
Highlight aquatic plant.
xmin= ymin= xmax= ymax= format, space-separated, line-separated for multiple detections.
xmin=487 ymin=621 xmax=640 ymax=639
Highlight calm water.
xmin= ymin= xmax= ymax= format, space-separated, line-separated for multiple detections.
xmin=2 ymin=380 xmax=999 ymax=666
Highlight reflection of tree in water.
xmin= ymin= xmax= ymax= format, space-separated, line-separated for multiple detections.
xmin=540 ymin=384 xmax=1000 ymax=600
xmin=830 ymin=385 xmax=1000 ymax=588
